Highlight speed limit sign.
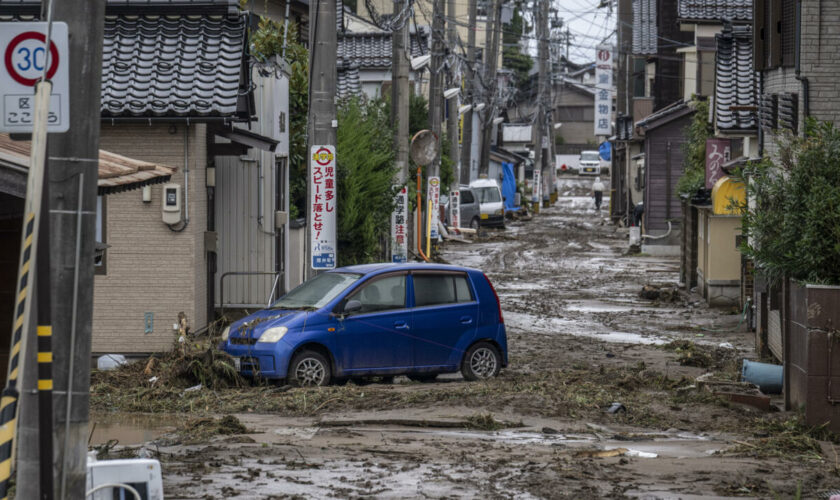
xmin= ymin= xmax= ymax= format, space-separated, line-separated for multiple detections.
xmin=0 ymin=22 xmax=69 ymax=133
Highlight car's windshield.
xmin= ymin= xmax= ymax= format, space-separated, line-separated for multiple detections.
xmin=580 ymin=152 xmax=600 ymax=162
xmin=473 ymin=186 xmax=501 ymax=203
xmin=272 ymin=272 xmax=361 ymax=309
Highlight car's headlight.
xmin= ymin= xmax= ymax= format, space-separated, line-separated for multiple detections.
xmin=221 ymin=326 xmax=231 ymax=341
xmin=257 ymin=326 xmax=288 ymax=343
xmin=494 ymin=209 xmax=503 ymax=215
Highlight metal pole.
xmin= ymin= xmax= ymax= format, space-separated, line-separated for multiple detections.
xmin=36 ymin=171 xmax=54 ymax=500
xmin=428 ymin=0 xmax=445 ymax=179
xmin=533 ymin=0 xmax=548 ymax=209
xmin=477 ymin=0 xmax=503 ymax=177
xmin=305 ymin=0 xmax=337 ymax=278
xmin=446 ymin=0 xmax=460 ymax=191
xmin=391 ymin=0 xmax=411 ymax=249
xmin=459 ymin=0 xmax=477 ymax=185
xmin=48 ymin=1 xmax=105 ymax=497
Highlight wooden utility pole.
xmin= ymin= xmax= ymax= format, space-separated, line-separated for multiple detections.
xmin=446 ymin=0 xmax=460 ymax=190
xmin=305 ymin=0 xmax=337 ymax=277
xmin=478 ymin=0 xmax=503 ymax=177
xmin=391 ymin=0 xmax=410 ymax=185
xmin=48 ymin=1 xmax=105 ymax=498
xmin=459 ymin=0 xmax=477 ymax=185
xmin=534 ymin=0 xmax=549 ymax=203
xmin=428 ymin=0 xmax=445 ymax=178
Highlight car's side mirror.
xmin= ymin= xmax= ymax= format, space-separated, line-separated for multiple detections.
xmin=344 ymin=299 xmax=362 ymax=314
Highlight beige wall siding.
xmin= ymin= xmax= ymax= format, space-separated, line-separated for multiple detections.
xmin=94 ymin=123 xmax=207 ymax=354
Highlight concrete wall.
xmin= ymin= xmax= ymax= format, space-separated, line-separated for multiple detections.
xmin=697 ymin=208 xmax=741 ymax=306
xmin=95 ymin=123 xmax=207 ymax=354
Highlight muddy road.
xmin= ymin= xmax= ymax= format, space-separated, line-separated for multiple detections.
xmin=91 ymin=178 xmax=838 ymax=499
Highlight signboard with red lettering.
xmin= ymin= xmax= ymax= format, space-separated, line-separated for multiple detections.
xmin=449 ymin=190 xmax=460 ymax=228
xmin=0 ymin=22 xmax=69 ymax=132
xmin=705 ymin=138 xmax=731 ymax=189
xmin=531 ymin=169 xmax=541 ymax=202
xmin=594 ymin=45 xmax=613 ymax=137
xmin=391 ymin=186 xmax=408 ymax=263
xmin=428 ymin=176 xmax=440 ymax=239
xmin=310 ymin=145 xmax=337 ymax=269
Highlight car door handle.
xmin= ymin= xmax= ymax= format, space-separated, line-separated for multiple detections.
xmin=460 ymin=316 xmax=473 ymax=325
xmin=394 ymin=321 xmax=410 ymax=330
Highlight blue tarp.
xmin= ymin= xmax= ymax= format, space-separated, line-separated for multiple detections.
xmin=502 ymin=162 xmax=518 ymax=212
xmin=599 ymin=141 xmax=612 ymax=161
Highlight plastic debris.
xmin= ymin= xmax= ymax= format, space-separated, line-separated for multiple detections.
xmin=97 ymin=354 xmax=127 ymax=371
xmin=184 ymin=384 xmax=203 ymax=393
xmin=606 ymin=402 xmax=626 ymax=414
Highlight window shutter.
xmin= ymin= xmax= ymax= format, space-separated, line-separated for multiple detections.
xmin=753 ymin=0 xmax=766 ymax=71
xmin=769 ymin=0 xmax=782 ymax=68
xmin=781 ymin=0 xmax=796 ymax=67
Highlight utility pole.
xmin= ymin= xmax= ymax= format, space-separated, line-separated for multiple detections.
xmin=459 ymin=0 xmax=477 ymax=185
xmin=305 ymin=0 xmax=337 ymax=277
xmin=428 ymin=0 xmax=445 ymax=178
xmin=48 ymin=1 xmax=105 ymax=498
xmin=391 ymin=0 xmax=410 ymax=186
xmin=534 ymin=0 xmax=549 ymax=204
xmin=478 ymin=0 xmax=503 ymax=177
xmin=446 ymin=0 xmax=460 ymax=190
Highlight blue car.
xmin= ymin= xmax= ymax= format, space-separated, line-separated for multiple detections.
xmin=219 ymin=263 xmax=508 ymax=386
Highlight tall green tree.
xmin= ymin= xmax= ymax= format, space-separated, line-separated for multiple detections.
xmin=503 ymin=3 xmax=533 ymax=92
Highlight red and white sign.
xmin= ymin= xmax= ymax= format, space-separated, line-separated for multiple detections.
xmin=310 ymin=145 xmax=336 ymax=269
xmin=705 ymin=138 xmax=731 ymax=189
xmin=531 ymin=169 xmax=541 ymax=202
xmin=428 ymin=176 xmax=441 ymax=239
xmin=449 ymin=190 xmax=461 ymax=228
xmin=0 ymin=22 xmax=69 ymax=132
xmin=391 ymin=186 xmax=408 ymax=263
xmin=594 ymin=44 xmax=613 ymax=137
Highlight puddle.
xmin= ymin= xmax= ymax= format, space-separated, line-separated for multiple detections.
xmin=505 ymin=311 xmax=670 ymax=346
xmin=89 ymin=412 xmax=180 ymax=446
xmin=565 ymin=299 xmax=656 ymax=313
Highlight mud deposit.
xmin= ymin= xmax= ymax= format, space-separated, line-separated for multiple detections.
xmin=91 ymin=179 xmax=839 ymax=498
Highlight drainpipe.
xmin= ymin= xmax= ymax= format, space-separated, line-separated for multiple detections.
xmin=168 ymin=123 xmax=191 ymax=232
xmin=794 ymin=1 xmax=809 ymax=132
xmin=207 ymin=162 xmax=216 ymax=323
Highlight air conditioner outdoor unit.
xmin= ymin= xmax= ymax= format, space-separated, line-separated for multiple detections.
xmin=86 ymin=452 xmax=164 ymax=500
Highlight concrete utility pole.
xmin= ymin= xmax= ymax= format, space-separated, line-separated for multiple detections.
xmin=478 ymin=0 xmax=503 ymax=177
xmin=48 ymin=1 xmax=105 ymax=498
xmin=459 ymin=0 xmax=477 ymax=185
xmin=534 ymin=0 xmax=549 ymax=201
xmin=446 ymin=0 xmax=460 ymax=190
xmin=391 ymin=0 xmax=410 ymax=185
xmin=305 ymin=0 xmax=337 ymax=277
xmin=428 ymin=0 xmax=445 ymax=178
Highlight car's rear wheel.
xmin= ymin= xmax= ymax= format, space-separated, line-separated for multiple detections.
xmin=288 ymin=350 xmax=331 ymax=387
xmin=407 ymin=373 xmax=438 ymax=383
xmin=461 ymin=342 xmax=501 ymax=381
xmin=470 ymin=217 xmax=480 ymax=230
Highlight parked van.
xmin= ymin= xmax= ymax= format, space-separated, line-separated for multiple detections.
xmin=441 ymin=186 xmax=481 ymax=230
xmin=578 ymin=150 xmax=601 ymax=175
xmin=469 ymin=178 xmax=505 ymax=228
xmin=220 ymin=263 xmax=508 ymax=385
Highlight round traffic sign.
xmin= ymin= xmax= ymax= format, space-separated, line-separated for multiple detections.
xmin=4 ymin=31 xmax=60 ymax=86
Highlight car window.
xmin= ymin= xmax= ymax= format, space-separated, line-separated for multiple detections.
xmin=273 ymin=272 xmax=361 ymax=309
xmin=581 ymin=152 xmax=600 ymax=162
xmin=347 ymin=275 xmax=406 ymax=314
xmin=461 ymin=190 xmax=475 ymax=204
xmin=413 ymin=274 xmax=474 ymax=307
xmin=474 ymin=187 xmax=501 ymax=203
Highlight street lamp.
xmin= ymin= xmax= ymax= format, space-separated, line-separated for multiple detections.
xmin=443 ymin=87 xmax=460 ymax=99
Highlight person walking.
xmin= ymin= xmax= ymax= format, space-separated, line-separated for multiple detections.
xmin=591 ymin=177 xmax=605 ymax=211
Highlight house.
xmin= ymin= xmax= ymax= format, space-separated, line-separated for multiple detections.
xmin=0 ymin=134 xmax=176 ymax=378
xmin=2 ymin=0 xmax=291 ymax=356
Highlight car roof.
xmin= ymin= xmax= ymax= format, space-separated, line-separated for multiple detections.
xmin=469 ymin=179 xmax=500 ymax=188
xmin=332 ymin=262 xmax=479 ymax=276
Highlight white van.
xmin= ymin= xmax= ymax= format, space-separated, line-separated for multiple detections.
xmin=578 ymin=150 xmax=601 ymax=175
xmin=469 ymin=178 xmax=505 ymax=228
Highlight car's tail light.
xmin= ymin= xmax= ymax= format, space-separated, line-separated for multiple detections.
xmin=483 ymin=273 xmax=504 ymax=324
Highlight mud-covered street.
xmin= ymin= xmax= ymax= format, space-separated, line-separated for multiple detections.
xmin=90 ymin=179 xmax=838 ymax=499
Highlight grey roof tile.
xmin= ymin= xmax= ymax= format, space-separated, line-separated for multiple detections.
xmin=101 ymin=13 xmax=247 ymax=118
xmin=678 ymin=0 xmax=752 ymax=21
xmin=336 ymin=62 xmax=361 ymax=99
xmin=632 ymin=0 xmax=657 ymax=55
xmin=715 ymin=24 xmax=757 ymax=130
xmin=337 ymin=28 xmax=428 ymax=69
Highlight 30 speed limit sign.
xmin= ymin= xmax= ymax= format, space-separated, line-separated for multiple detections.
xmin=0 ymin=22 xmax=69 ymax=133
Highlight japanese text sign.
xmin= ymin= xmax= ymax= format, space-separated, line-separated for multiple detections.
xmin=705 ymin=138 xmax=731 ymax=189
xmin=391 ymin=186 xmax=408 ymax=263
xmin=428 ymin=176 xmax=441 ymax=239
xmin=449 ymin=190 xmax=460 ymax=228
xmin=310 ymin=145 xmax=337 ymax=269
xmin=594 ymin=45 xmax=613 ymax=137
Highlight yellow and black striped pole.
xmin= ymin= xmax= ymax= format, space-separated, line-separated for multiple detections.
xmin=0 ymin=81 xmax=52 ymax=500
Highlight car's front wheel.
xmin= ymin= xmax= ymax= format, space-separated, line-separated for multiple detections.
xmin=470 ymin=217 xmax=480 ymax=230
xmin=461 ymin=342 xmax=501 ymax=381
xmin=288 ymin=350 xmax=331 ymax=387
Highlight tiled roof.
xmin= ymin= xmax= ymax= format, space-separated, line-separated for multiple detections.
xmin=0 ymin=134 xmax=176 ymax=195
xmin=337 ymin=62 xmax=361 ymax=99
xmin=337 ymin=29 xmax=428 ymax=69
xmin=101 ymin=13 xmax=248 ymax=118
xmin=632 ymin=0 xmax=657 ymax=55
xmin=678 ymin=0 xmax=752 ymax=21
xmin=635 ymin=99 xmax=691 ymax=129
xmin=715 ymin=24 xmax=757 ymax=130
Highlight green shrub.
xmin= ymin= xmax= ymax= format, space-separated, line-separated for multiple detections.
xmin=677 ymin=97 xmax=711 ymax=197
xmin=335 ymin=98 xmax=398 ymax=265
xmin=740 ymin=119 xmax=840 ymax=285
